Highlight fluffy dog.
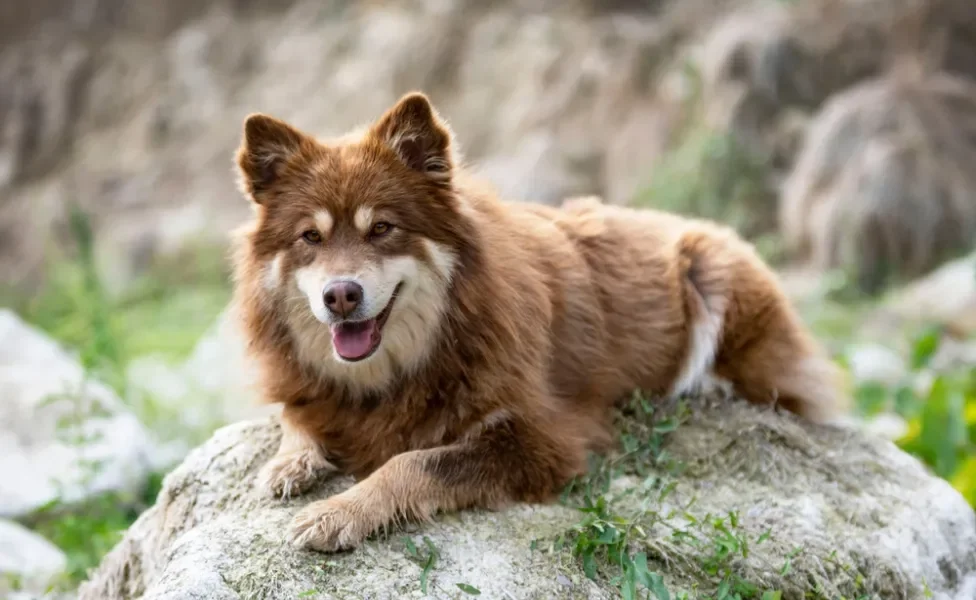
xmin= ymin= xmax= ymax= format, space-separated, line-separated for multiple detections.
xmin=230 ymin=91 xmax=845 ymax=552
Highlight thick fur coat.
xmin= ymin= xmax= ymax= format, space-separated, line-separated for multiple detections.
xmin=231 ymin=92 xmax=845 ymax=552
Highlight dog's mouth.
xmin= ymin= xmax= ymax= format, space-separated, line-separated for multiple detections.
xmin=329 ymin=283 xmax=403 ymax=362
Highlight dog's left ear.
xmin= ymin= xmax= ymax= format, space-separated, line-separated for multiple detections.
xmin=372 ymin=92 xmax=455 ymax=183
xmin=236 ymin=113 xmax=312 ymax=203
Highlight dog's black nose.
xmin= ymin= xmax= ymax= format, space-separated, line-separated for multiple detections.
xmin=323 ymin=281 xmax=363 ymax=318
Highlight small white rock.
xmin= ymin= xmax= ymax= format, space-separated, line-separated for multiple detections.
xmin=0 ymin=310 xmax=156 ymax=518
xmin=0 ymin=519 xmax=67 ymax=591
xmin=862 ymin=412 xmax=910 ymax=441
xmin=847 ymin=343 xmax=908 ymax=387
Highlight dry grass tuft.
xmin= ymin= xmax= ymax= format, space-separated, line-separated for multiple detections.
xmin=780 ymin=68 xmax=976 ymax=295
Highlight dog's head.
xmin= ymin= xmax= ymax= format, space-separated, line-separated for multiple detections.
xmin=235 ymin=92 xmax=469 ymax=388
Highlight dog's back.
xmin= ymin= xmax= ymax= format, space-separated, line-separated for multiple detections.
xmin=507 ymin=196 xmax=846 ymax=424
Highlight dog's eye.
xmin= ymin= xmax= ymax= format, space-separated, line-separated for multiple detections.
xmin=370 ymin=222 xmax=393 ymax=237
xmin=301 ymin=230 xmax=322 ymax=244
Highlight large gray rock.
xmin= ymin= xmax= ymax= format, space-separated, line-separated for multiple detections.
xmin=78 ymin=400 xmax=976 ymax=600
xmin=0 ymin=309 xmax=156 ymax=518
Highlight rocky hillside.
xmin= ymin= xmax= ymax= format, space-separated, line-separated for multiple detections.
xmin=3 ymin=0 xmax=974 ymax=295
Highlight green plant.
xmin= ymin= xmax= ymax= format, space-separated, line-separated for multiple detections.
xmin=403 ymin=535 xmax=440 ymax=594
xmin=24 ymin=471 xmax=164 ymax=584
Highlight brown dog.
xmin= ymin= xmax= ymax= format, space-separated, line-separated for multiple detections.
xmin=230 ymin=91 xmax=845 ymax=553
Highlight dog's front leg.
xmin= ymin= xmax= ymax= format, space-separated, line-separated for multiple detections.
xmin=258 ymin=411 xmax=338 ymax=500
xmin=289 ymin=415 xmax=585 ymax=552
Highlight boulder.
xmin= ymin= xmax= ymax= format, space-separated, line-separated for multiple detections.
xmin=0 ymin=309 xmax=156 ymax=518
xmin=78 ymin=399 xmax=976 ymax=599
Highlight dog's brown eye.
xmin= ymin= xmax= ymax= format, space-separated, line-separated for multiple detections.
xmin=370 ymin=222 xmax=393 ymax=237
xmin=301 ymin=230 xmax=322 ymax=244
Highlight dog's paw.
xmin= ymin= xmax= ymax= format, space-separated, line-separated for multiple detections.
xmin=289 ymin=496 xmax=373 ymax=553
xmin=257 ymin=450 xmax=335 ymax=500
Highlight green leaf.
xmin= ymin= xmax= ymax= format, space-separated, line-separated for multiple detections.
xmin=716 ymin=580 xmax=731 ymax=600
xmin=780 ymin=557 xmax=792 ymax=576
xmin=455 ymin=583 xmax=481 ymax=595
xmin=596 ymin=526 xmax=618 ymax=544
xmin=417 ymin=537 xmax=439 ymax=593
xmin=910 ymin=327 xmax=942 ymax=370
xmin=621 ymin=565 xmax=637 ymax=600
xmin=761 ymin=591 xmax=782 ymax=600
xmin=854 ymin=382 xmax=888 ymax=417
xmin=582 ymin=551 xmax=598 ymax=580
xmin=653 ymin=418 xmax=679 ymax=433
xmin=914 ymin=375 xmax=968 ymax=477
xmin=646 ymin=572 xmax=671 ymax=600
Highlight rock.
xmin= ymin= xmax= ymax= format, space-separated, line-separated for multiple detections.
xmin=846 ymin=343 xmax=908 ymax=388
xmin=0 ymin=519 xmax=67 ymax=594
xmin=0 ymin=309 xmax=156 ymax=518
xmin=78 ymin=400 xmax=976 ymax=599
xmin=779 ymin=68 xmax=976 ymax=295
xmin=884 ymin=252 xmax=976 ymax=330
xmin=860 ymin=412 xmax=910 ymax=441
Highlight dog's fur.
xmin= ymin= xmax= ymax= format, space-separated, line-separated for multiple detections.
xmin=231 ymin=92 xmax=846 ymax=553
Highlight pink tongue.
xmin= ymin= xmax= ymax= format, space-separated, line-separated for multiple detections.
xmin=331 ymin=320 xmax=379 ymax=360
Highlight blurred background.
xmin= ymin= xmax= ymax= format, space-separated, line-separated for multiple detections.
xmin=1 ymin=0 xmax=975 ymax=595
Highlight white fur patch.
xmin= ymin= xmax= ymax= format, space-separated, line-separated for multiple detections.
xmin=354 ymin=207 xmax=374 ymax=234
xmin=314 ymin=210 xmax=334 ymax=236
xmin=263 ymin=253 xmax=284 ymax=291
xmin=422 ymin=239 xmax=457 ymax=282
xmin=781 ymin=355 xmax=847 ymax=425
xmin=286 ymin=239 xmax=458 ymax=393
xmin=669 ymin=294 xmax=727 ymax=398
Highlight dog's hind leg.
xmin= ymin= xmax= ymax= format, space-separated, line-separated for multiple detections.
xmin=677 ymin=230 xmax=847 ymax=424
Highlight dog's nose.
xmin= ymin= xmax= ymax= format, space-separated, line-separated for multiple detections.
xmin=323 ymin=281 xmax=363 ymax=318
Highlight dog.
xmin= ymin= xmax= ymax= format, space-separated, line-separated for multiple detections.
xmin=230 ymin=91 xmax=846 ymax=553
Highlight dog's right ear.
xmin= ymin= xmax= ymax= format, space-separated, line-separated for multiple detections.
xmin=236 ymin=113 xmax=308 ymax=202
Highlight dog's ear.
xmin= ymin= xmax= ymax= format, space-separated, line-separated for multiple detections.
xmin=372 ymin=92 xmax=455 ymax=183
xmin=236 ymin=113 xmax=310 ymax=202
